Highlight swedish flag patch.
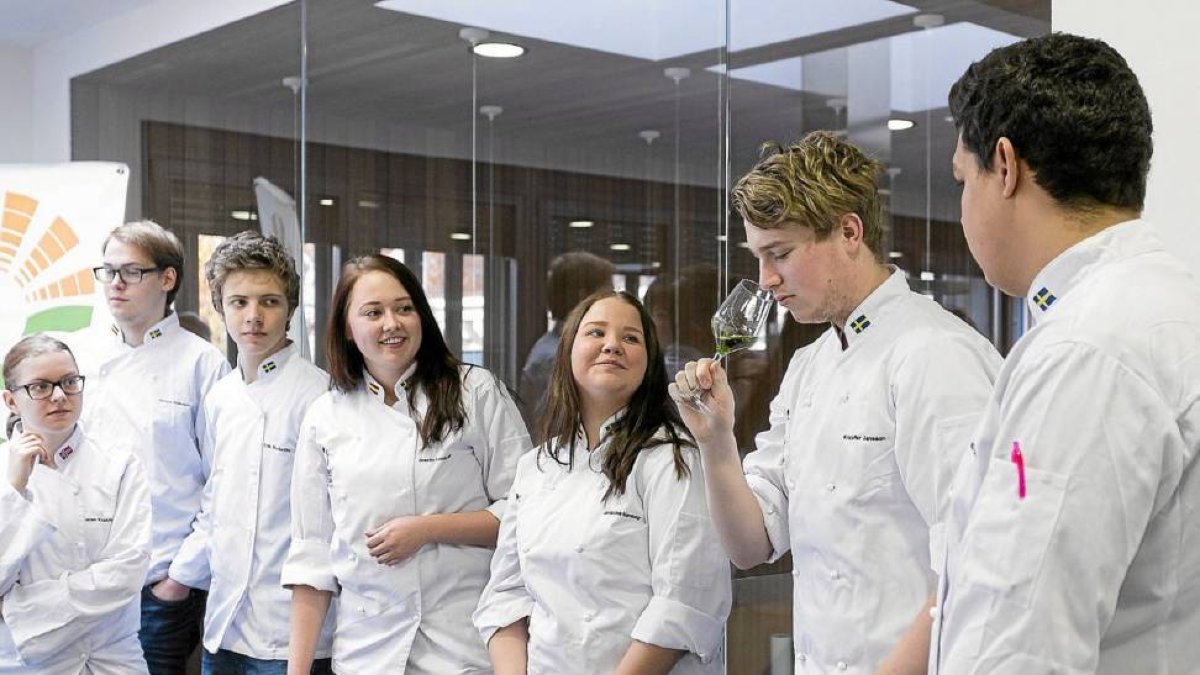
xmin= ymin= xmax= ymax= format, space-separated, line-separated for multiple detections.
xmin=367 ymin=381 xmax=382 ymax=396
xmin=148 ymin=328 xmax=163 ymax=340
xmin=850 ymin=314 xmax=871 ymax=334
xmin=1033 ymin=287 xmax=1057 ymax=310
xmin=262 ymin=361 xmax=277 ymax=373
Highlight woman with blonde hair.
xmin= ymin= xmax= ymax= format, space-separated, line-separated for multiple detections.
xmin=0 ymin=334 xmax=151 ymax=674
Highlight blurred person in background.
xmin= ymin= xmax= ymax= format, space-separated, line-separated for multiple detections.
xmin=518 ymin=251 xmax=614 ymax=428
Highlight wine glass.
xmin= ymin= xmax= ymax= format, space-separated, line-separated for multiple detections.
xmin=686 ymin=279 xmax=774 ymax=413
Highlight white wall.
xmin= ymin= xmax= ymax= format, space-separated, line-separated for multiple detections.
xmin=0 ymin=44 xmax=33 ymax=163
xmin=1055 ymin=0 xmax=1200 ymax=265
xmin=29 ymin=0 xmax=290 ymax=163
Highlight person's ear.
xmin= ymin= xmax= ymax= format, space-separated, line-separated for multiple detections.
xmin=993 ymin=137 xmax=1021 ymax=199
xmin=3 ymin=389 xmax=18 ymax=416
xmin=160 ymin=266 xmax=178 ymax=294
xmin=839 ymin=212 xmax=866 ymax=252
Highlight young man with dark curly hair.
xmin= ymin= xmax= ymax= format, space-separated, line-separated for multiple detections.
xmin=932 ymin=33 xmax=1200 ymax=673
xmin=171 ymin=230 xmax=333 ymax=674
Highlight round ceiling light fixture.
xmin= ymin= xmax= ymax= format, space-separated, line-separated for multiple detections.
xmin=473 ymin=42 xmax=525 ymax=58
xmin=888 ymin=118 xmax=916 ymax=131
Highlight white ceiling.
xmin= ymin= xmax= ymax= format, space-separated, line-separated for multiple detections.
xmin=0 ymin=0 xmax=161 ymax=48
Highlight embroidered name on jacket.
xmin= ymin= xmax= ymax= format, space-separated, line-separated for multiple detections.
xmin=603 ymin=510 xmax=643 ymax=521
xmin=418 ymin=454 xmax=453 ymax=463
xmin=842 ymin=433 xmax=887 ymax=442
xmin=263 ymin=443 xmax=293 ymax=453
xmin=157 ymin=398 xmax=191 ymax=407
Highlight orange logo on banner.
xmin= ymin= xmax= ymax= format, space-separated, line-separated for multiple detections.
xmin=2 ymin=192 xmax=94 ymax=302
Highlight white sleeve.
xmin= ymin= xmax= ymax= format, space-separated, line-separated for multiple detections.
xmin=281 ymin=405 xmax=338 ymax=592
xmin=468 ymin=370 xmax=533 ymax=522
xmin=741 ymin=351 xmax=805 ymax=562
xmin=940 ymin=343 xmax=1169 ymax=673
xmin=892 ymin=333 xmax=998 ymax=526
xmin=0 ymin=483 xmax=55 ymax=595
xmin=168 ymin=392 xmax=219 ymax=589
xmin=2 ymin=455 xmax=151 ymax=664
xmin=630 ymin=447 xmax=731 ymax=663
xmin=473 ymin=459 xmax=534 ymax=645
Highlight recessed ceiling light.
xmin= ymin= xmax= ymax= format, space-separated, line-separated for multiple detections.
xmin=888 ymin=118 xmax=916 ymax=131
xmin=231 ymin=210 xmax=253 ymax=221
xmin=737 ymin=242 xmax=751 ymax=249
xmin=319 ymin=198 xmax=334 ymax=206
xmin=473 ymin=42 xmax=525 ymax=58
xmin=651 ymin=261 xmax=662 ymax=268
xmin=569 ymin=220 xmax=594 ymax=229
xmin=358 ymin=200 xmax=380 ymax=209
xmin=888 ymin=251 xmax=904 ymax=259
xmin=716 ymin=234 xmax=728 ymax=242
xmin=610 ymin=243 xmax=631 ymax=251
xmin=451 ymin=232 xmax=472 ymax=241
xmin=920 ymin=270 xmax=936 ymax=281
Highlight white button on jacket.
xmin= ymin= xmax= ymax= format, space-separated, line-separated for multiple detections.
xmin=933 ymin=221 xmax=1200 ymax=674
xmin=73 ymin=313 xmax=229 ymax=586
xmin=743 ymin=269 xmax=1000 ymax=674
xmin=171 ymin=344 xmax=333 ymax=660
xmin=0 ymin=426 xmax=151 ymax=674
xmin=474 ymin=425 xmax=732 ymax=674
xmin=283 ymin=365 xmax=530 ymax=674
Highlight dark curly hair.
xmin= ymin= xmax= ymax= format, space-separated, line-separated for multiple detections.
xmin=204 ymin=230 xmax=300 ymax=317
xmin=949 ymin=32 xmax=1152 ymax=212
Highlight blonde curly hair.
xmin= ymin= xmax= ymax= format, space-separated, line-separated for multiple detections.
xmin=731 ymin=131 xmax=886 ymax=260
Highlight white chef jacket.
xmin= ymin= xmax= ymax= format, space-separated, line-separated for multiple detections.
xmin=743 ymin=268 xmax=1000 ymax=674
xmin=474 ymin=422 xmax=732 ymax=675
xmin=282 ymin=364 xmax=531 ymax=674
xmin=0 ymin=425 xmax=151 ymax=674
xmin=75 ymin=313 xmax=229 ymax=585
xmin=170 ymin=343 xmax=334 ymax=659
xmin=932 ymin=220 xmax=1200 ymax=674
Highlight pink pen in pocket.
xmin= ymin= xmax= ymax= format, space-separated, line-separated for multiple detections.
xmin=1010 ymin=441 xmax=1027 ymax=500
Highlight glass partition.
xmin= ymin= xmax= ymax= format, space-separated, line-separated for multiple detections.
xmin=69 ymin=0 xmax=1050 ymax=669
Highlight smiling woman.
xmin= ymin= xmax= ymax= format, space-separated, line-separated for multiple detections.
xmin=475 ymin=290 xmax=731 ymax=675
xmin=282 ymin=254 xmax=532 ymax=674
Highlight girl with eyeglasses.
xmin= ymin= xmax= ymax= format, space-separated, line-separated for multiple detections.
xmin=0 ymin=334 xmax=151 ymax=675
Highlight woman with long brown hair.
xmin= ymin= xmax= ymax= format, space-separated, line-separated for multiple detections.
xmin=475 ymin=291 xmax=730 ymax=675
xmin=283 ymin=255 xmax=531 ymax=674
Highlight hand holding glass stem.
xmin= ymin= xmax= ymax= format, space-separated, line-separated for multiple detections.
xmin=686 ymin=279 xmax=774 ymax=415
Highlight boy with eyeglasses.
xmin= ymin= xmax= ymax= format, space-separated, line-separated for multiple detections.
xmin=78 ymin=220 xmax=229 ymax=675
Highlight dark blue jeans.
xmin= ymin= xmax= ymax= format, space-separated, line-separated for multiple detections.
xmin=202 ymin=649 xmax=334 ymax=675
xmin=139 ymin=585 xmax=207 ymax=675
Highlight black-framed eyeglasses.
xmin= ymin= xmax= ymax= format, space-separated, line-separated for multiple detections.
xmin=93 ymin=265 xmax=161 ymax=284
xmin=8 ymin=375 xmax=86 ymax=400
